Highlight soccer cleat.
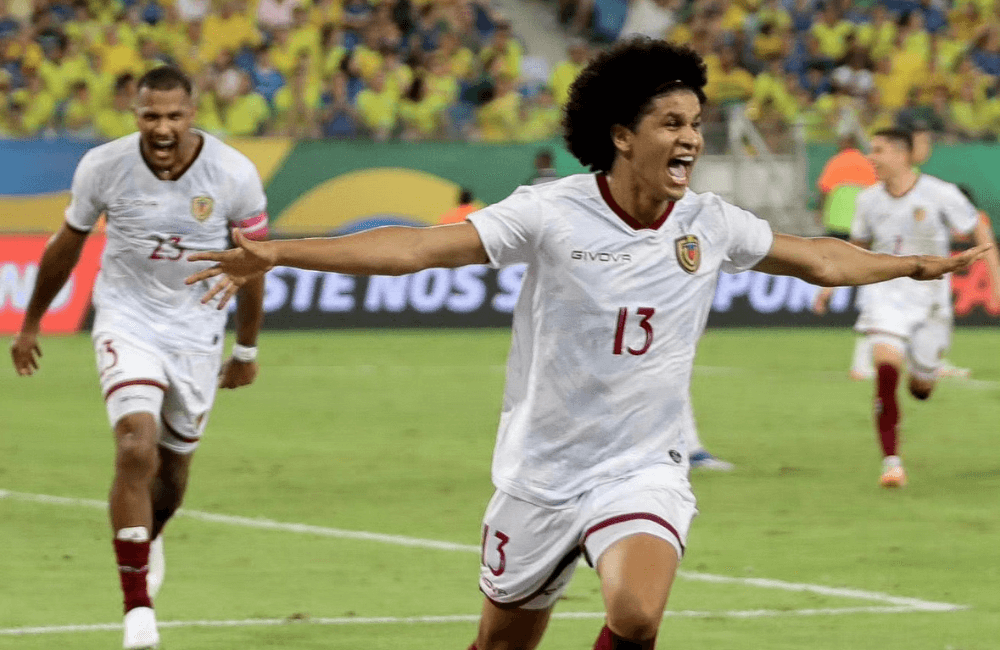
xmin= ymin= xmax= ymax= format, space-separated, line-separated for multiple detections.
xmin=690 ymin=449 xmax=735 ymax=471
xmin=123 ymin=606 xmax=159 ymax=649
xmin=147 ymin=536 xmax=164 ymax=600
xmin=937 ymin=359 xmax=971 ymax=379
xmin=879 ymin=456 xmax=907 ymax=488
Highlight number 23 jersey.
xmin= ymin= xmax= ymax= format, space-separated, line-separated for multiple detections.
xmin=468 ymin=173 xmax=773 ymax=506
xmin=64 ymin=131 xmax=268 ymax=353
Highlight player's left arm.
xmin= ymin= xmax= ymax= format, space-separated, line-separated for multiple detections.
xmin=754 ymin=233 xmax=992 ymax=286
xmin=218 ymin=172 xmax=269 ymax=390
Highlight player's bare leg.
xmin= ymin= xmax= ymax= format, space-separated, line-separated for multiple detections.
xmin=470 ymin=599 xmax=552 ymax=650
xmin=110 ymin=411 xmax=161 ymax=648
xmin=594 ymin=533 xmax=678 ymax=649
xmin=146 ymin=445 xmax=193 ymax=599
xmin=872 ymin=340 xmax=906 ymax=488
xmin=151 ymin=445 xmax=192 ymax=538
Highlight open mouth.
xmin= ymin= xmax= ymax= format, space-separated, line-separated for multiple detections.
xmin=667 ymin=155 xmax=694 ymax=183
xmin=150 ymin=139 xmax=177 ymax=156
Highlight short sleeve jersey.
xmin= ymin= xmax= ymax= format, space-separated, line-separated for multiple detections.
xmin=65 ymin=131 xmax=268 ymax=353
xmin=468 ymin=174 xmax=773 ymax=506
xmin=851 ymin=174 xmax=978 ymax=316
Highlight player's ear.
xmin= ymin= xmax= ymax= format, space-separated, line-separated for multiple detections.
xmin=611 ymin=124 xmax=633 ymax=156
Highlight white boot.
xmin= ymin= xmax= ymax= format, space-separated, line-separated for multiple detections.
xmin=123 ymin=606 xmax=159 ymax=649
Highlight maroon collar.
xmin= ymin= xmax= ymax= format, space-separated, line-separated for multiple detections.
xmin=596 ymin=173 xmax=674 ymax=230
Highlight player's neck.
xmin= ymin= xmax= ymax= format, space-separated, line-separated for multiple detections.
xmin=884 ymin=169 xmax=919 ymax=198
xmin=604 ymin=170 xmax=674 ymax=226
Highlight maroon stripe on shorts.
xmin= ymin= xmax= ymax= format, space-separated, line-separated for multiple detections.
xmin=481 ymin=546 xmax=582 ymax=611
xmin=162 ymin=418 xmax=201 ymax=444
xmin=104 ymin=379 xmax=167 ymax=401
xmin=583 ymin=512 xmax=685 ymax=555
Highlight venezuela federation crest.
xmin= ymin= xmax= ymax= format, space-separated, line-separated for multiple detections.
xmin=191 ymin=196 xmax=214 ymax=222
xmin=675 ymin=234 xmax=700 ymax=274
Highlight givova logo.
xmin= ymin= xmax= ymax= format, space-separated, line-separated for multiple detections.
xmin=570 ymin=250 xmax=632 ymax=263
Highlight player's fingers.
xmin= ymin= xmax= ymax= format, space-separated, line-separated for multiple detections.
xmin=187 ymin=250 xmax=227 ymax=263
xmin=201 ymin=277 xmax=231 ymax=304
xmin=216 ymin=283 xmax=240 ymax=310
xmin=186 ymin=266 xmax=223 ymax=285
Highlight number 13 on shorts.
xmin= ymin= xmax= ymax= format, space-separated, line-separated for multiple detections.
xmin=481 ymin=525 xmax=510 ymax=576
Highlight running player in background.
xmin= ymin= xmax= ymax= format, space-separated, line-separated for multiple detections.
xmin=9 ymin=66 xmax=268 ymax=650
xmin=186 ymin=40 xmax=987 ymax=650
xmin=813 ymin=128 xmax=1000 ymax=488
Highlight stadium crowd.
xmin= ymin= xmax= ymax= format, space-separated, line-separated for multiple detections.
xmin=2 ymin=0 xmax=1000 ymax=147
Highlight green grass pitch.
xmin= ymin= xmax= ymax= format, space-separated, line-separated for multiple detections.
xmin=1 ymin=329 xmax=998 ymax=649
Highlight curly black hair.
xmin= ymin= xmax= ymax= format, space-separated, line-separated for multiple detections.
xmin=563 ymin=38 xmax=708 ymax=173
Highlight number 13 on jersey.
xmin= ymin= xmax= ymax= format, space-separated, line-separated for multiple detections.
xmin=613 ymin=307 xmax=655 ymax=355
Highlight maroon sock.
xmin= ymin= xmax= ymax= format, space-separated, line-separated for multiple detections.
xmin=594 ymin=625 xmax=655 ymax=650
xmin=875 ymin=364 xmax=900 ymax=457
xmin=467 ymin=645 xmax=477 ymax=650
xmin=114 ymin=538 xmax=152 ymax=613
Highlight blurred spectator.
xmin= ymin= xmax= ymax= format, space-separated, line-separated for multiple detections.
xmin=222 ymin=71 xmax=270 ymax=136
xmin=273 ymin=57 xmax=322 ymax=137
xmin=319 ymin=70 xmax=357 ymax=138
xmin=258 ymin=0 xmax=302 ymax=34
xmin=355 ymin=70 xmax=398 ymax=141
xmin=399 ymin=74 xmax=446 ymax=140
xmin=94 ymin=73 xmax=136 ymax=140
xmin=620 ymin=0 xmax=679 ymax=40
xmin=896 ymin=87 xmax=945 ymax=134
xmin=816 ymin=133 xmax=878 ymax=236
xmin=518 ymin=86 xmax=560 ymax=142
xmin=251 ymin=45 xmax=286 ymax=104
xmin=476 ymin=73 xmax=520 ymax=142
xmin=856 ymin=4 xmax=898 ymax=62
xmin=525 ymin=148 xmax=559 ymax=185
xmin=704 ymin=48 xmax=754 ymax=106
xmin=972 ymin=25 xmax=1000 ymax=75
xmin=477 ymin=21 xmax=521 ymax=80
xmin=951 ymin=80 xmax=990 ymax=140
xmin=62 ymin=80 xmax=96 ymax=139
xmin=810 ymin=3 xmax=853 ymax=62
xmin=175 ymin=0 xmax=210 ymax=23
xmin=200 ymin=0 xmax=261 ymax=64
xmin=832 ymin=46 xmax=874 ymax=98
xmin=438 ymin=187 xmax=476 ymax=224
xmin=549 ymin=39 xmax=588 ymax=107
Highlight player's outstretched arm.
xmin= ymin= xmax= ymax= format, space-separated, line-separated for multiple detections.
xmin=186 ymin=223 xmax=489 ymax=309
xmin=755 ymin=233 xmax=993 ymax=287
xmin=971 ymin=213 xmax=1000 ymax=304
xmin=10 ymin=224 xmax=89 ymax=376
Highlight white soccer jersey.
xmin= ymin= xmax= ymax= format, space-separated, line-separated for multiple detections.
xmin=468 ymin=174 xmax=773 ymax=506
xmin=65 ymin=131 xmax=268 ymax=353
xmin=851 ymin=174 xmax=978 ymax=321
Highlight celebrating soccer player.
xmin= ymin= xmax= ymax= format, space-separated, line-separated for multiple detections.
xmin=10 ymin=66 xmax=269 ymax=650
xmin=185 ymin=40 xmax=988 ymax=650
xmin=813 ymin=128 xmax=1000 ymax=488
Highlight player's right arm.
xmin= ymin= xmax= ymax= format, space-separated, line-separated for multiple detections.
xmin=187 ymin=222 xmax=489 ymax=308
xmin=10 ymin=224 xmax=89 ymax=375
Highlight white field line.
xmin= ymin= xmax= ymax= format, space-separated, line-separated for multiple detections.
xmin=0 ymin=605 xmax=956 ymax=637
xmin=268 ymin=363 xmax=1000 ymax=390
xmin=1 ymin=489 xmax=967 ymax=617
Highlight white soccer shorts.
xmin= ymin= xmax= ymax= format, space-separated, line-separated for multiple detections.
xmin=858 ymin=306 xmax=952 ymax=382
xmin=478 ymin=464 xmax=697 ymax=610
xmin=93 ymin=331 xmax=220 ymax=454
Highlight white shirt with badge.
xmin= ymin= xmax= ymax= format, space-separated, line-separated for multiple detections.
xmin=64 ymin=131 xmax=268 ymax=354
xmin=468 ymin=173 xmax=773 ymax=506
xmin=851 ymin=174 xmax=978 ymax=321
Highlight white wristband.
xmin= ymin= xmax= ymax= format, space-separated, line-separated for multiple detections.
xmin=231 ymin=343 xmax=258 ymax=363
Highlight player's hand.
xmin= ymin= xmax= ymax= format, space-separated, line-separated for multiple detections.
xmin=186 ymin=229 xmax=276 ymax=309
xmin=218 ymin=358 xmax=258 ymax=389
xmin=910 ymin=243 xmax=993 ymax=281
xmin=811 ymin=287 xmax=834 ymax=315
xmin=10 ymin=330 xmax=42 ymax=376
